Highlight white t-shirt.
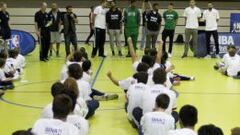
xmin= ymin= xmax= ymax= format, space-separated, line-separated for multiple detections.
xmin=0 ymin=68 xmax=6 ymax=81
xmin=41 ymin=98 xmax=88 ymax=118
xmin=168 ymin=128 xmax=197 ymax=135
xmin=119 ymin=77 xmax=137 ymax=90
xmin=203 ymin=8 xmax=219 ymax=31
xmin=183 ymin=6 xmax=201 ymax=29
xmin=32 ymin=119 xmax=79 ymax=135
xmin=127 ymin=83 xmax=149 ymax=121
xmin=141 ymin=84 xmax=177 ymax=115
xmin=132 ymin=61 xmax=160 ymax=75
xmin=60 ymin=61 xmax=82 ymax=81
xmin=82 ymin=72 xmax=91 ymax=83
xmin=141 ymin=111 xmax=175 ymax=135
xmin=67 ymin=114 xmax=89 ymax=135
xmin=76 ymin=79 xmax=92 ymax=101
xmin=16 ymin=54 xmax=26 ymax=68
xmin=94 ymin=5 xmax=108 ymax=29
xmin=222 ymin=54 xmax=240 ymax=76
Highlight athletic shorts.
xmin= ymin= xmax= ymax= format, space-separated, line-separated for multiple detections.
xmin=50 ymin=32 xmax=61 ymax=43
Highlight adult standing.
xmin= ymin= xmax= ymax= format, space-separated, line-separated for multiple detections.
xmin=106 ymin=1 xmax=123 ymax=56
xmin=85 ymin=6 xmax=95 ymax=46
xmin=34 ymin=2 xmax=51 ymax=62
xmin=182 ymin=0 xmax=201 ymax=58
xmin=0 ymin=2 xmax=11 ymax=51
xmin=62 ymin=5 xmax=78 ymax=57
xmin=140 ymin=0 xmax=152 ymax=50
xmin=162 ymin=3 xmax=178 ymax=58
xmin=91 ymin=0 xmax=108 ymax=58
xmin=145 ymin=3 xmax=162 ymax=51
xmin=48 ymin=3 xmax=62 ymax=57
xmin=124 ymin=0 xmax=141 ymax=57
xmin=203 ymin=2 xmax=220 ymax=58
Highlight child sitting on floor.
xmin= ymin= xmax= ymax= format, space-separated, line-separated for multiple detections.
xmin=0 ymin=58 xmax=14 ymax=90
xmin=214 ymin=45 xmax=240 ymax=77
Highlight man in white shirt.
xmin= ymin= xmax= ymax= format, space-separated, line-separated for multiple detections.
xmin=132 ymin=68 xmax=177 ymax=127
xmin=140 ymin=94 xmax=175 ymax=135
xmin=168 ymin=105 xmax=198 ymax=135
xmin=91 ymin=0 xmax=109 ymax=58
xmin=203 ymin=2 xmax=220 ymax=58
xmin=182 ymin=0 xmax=201 ymax=58
xmin=32 ymin=94 xmax=80 ymax=135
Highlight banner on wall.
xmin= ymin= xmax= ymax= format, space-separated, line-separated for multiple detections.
xmin=8 ymin=29 xmax=36 ymax=56
xmin=196 ymin=32 xmax=240 ymax=57
xmin=230 ymin=13 xmax=240 ymax=33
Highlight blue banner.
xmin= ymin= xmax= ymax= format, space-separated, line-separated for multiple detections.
xmin=8 ymin=29 xmax=36 ymax=56
xmin=197 ymin=32 xmax=240 ymax=57
xmin=230 ymin=13 xmax=240 ymax=33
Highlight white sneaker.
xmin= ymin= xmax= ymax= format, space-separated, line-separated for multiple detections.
xmin=190 ymin=77 xmax=195 ymax=81
xmin=204 ymin=55 xmax=211 ymax=59
xmin=216 ymin=54 xmax=221 ymax=59
xmin=168 ymin=53 xmax=172 ymax=58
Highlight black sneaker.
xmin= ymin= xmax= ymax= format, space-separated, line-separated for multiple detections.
xmin=181 ymin=55 xmax=187 ymax=58
xmin=112 ymin=51 xmax=115 ymax=56
xmin=99 ymin=55 xmax=106 ymax=58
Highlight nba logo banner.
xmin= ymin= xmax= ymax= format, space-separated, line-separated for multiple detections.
xmin=230 ymin=13 xmax=240 ymax=33
xmin=8 ymin=30 xmax=36 ymax=55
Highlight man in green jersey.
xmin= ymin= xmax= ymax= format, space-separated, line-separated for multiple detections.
xmin=124 ymin=0 xmax=141 ymax=57
xmin=162 ymin=3 xmax=178 ymax=57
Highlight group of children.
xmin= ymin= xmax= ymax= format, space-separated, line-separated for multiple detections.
xmin=0 ymin=48 xmax=25 ymax=95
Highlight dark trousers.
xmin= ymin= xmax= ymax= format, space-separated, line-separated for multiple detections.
xmin=85 ymin=100 xmax=99 ymax=119
xmin=206 ymin=30 xmax=219 ymax=55
xmin=64 ymin=32 xmax=78 ymax=56
xmin=85 ymin=29 xmax=94 ymax=44
xmin=132 ymin=107 xmax=143 ymax=127
xmin=162 ymin=29 xmax=175 ymax=53
xmin=90 ymin=88 xmax=105 ymax=98
xmin=39 ymin=30 xmax=50 ymax=60
xmin=92 ymin=28 xmax=106 ymax=56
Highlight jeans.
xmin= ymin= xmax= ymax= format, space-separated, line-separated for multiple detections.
xmin=85 ymin=100 xmax=99 ymax=119
xmin=64 ymin=31 xmax=77 ymax=56
xmin=109 ymin=29 xmax=122 ymax=52
xmin=183 ymin=28 xmax=198 ymax=56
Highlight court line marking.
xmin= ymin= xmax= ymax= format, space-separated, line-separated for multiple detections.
xmin=91 ymin=57 xmax=105 ymax=88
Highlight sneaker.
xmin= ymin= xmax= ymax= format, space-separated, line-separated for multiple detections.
xmin=190 ymin=77 xmax=195 ymax=81
xmin=216 ymin=54 xmax=221 ymax=59
xmin=204 ymin=55 xmax=211 ymax=59
xmin=112 ymin=51 xmax=115 ymax=56
xmin=168 ymin=53 xmax=172 ymax=58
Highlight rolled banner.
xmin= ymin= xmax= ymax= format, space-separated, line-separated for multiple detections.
xmin=8 ymin=29 xmax=36 ymax=56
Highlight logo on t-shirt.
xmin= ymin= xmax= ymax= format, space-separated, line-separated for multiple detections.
xmin=44 ymin=127 xmax=62 ymax=135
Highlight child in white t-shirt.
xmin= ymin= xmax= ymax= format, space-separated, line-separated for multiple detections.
xmin=168 ymin=105 xmax=198 ymax=135
xmin=214 ymin=45 xmax=240 ymax=77
xmin=141 ymin=94 xmax=175 ymax=135
xmin=0 ymin=58 xmax=14 ymax=90
xmin=32 ymin=94 xmax=80 ymax=135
